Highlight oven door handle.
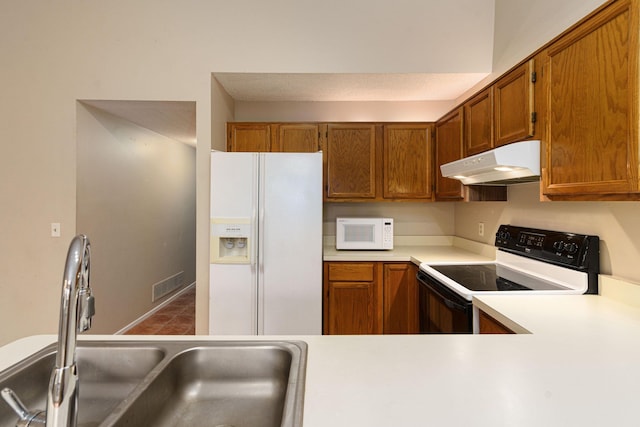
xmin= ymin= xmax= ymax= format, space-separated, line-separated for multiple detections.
xmin=418 ymin=272 xmax=468 ymax=312
xmin=443 ymin=298 xmax=467 ymax=311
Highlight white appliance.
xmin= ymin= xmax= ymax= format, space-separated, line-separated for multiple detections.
xmin=440 ymin=140 xmax=540 ymax=185
xmin=336 ymin=217 xmax=394 ymax=250
xmin=210 ymin=151 xmax=322 ymax=335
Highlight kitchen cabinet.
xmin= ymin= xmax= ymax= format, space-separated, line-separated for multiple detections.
xmin=323 ymin=261 xmax=418 ymax=335
xmin=227 ymin=123 xmax=272 ymax=152
xmin=383 ymin=263 xmax=419 ymax=334
xmin=540 ymin=0 xmax=640 ymax=199
xmin=435 ymin=108 xmax=507 ymax=202
xmin=325 ymin=124 xmax=377 ymax=200
xmin=325 ymin=123 xmax=434 ymax=202
xmin=435 ymin=108 xmax=465 ymax=200
xmin=494 ymin=59 xmax=536 ymax=147
xmin=478 ymin=310 xmax=515 ymax=334
xmin=382 ymin=124 xmax=433 ymax=200
xmin=464 ymin=87 xmax=494 ymax=156
xmin=227 ymin=122 xmax=323 ymax=152
xmin=274 ymin=123 xmax=323 ymax=152
xmin=323 ymin=262 xmax=383 ymax=335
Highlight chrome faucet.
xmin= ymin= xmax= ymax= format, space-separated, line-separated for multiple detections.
xmin=2 ymin=235 xmax=94 ymax=427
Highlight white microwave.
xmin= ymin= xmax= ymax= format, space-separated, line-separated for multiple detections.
xmin=336 ymin=217 xmax=394 ymax=250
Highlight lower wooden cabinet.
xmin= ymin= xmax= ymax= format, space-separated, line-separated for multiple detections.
xmin=478 ymin=310 xmax=514 ymax=334
xmin=323 ymin=261 xmax=418 ymax=335
xmin=383 ymin=263 xmax=419 ymax=334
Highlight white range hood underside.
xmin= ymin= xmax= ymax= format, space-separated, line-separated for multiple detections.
xmin=440 ymin=140 xmax=541 ymax=186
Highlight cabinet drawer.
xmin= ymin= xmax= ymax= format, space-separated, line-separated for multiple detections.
xmin=327 ymin=263 xmax=375 ymax=281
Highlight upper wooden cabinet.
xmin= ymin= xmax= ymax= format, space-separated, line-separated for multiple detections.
xmin=494 ymin=59 xmax=536 ymax=147
xmin=227 ymin=123 xmax=272 ymax=152
xmin=435 ymin=108 xmax=464 ymax=201
xmin=382 ymin=124 xmax=433 ymax=200
xmin=464 ymin=87 xmax=494 ymax=156
xmin=540 ymin=0 xmax=640 ymax=198
xmin=274 ymin=123 xmax=322 ymax=152
xmin=325 ymin=123 xmax=377 ymax=199
xmin=227 ymin=122 xmax=322 ymax=153
xmin=325 ymin=123 xmax=433 ymax=201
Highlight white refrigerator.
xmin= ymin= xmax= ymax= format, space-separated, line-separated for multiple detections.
xmin=209 ymin=151 xmax=322 ymax=335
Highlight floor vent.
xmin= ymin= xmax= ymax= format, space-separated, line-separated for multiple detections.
xmin=152 ymin=271 xmax=185 ymax=302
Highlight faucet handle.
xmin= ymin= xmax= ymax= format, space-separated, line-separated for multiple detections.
xmin=1 ymin=388 xmax=45 ymax=427
xmin=78 ymin=289 xmax=95 ymax=332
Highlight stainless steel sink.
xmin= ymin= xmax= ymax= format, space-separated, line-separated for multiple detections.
xmin=0 ymin=343 xmax=165 ymax=427
xmin=0 ymin=340 xmax=307 ymax=427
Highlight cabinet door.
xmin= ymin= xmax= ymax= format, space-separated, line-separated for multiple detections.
xmin=494 ymin=59 xmax=535 ymax=147
xmin=382 ymin=124 xmax=433 ymax=199
xmin=326 ymin=124 xmax=377 ymax=199
xmin=542 ymin=0 xmax=639 ymax=196
xmin=275 ymin=123 xmax=321 ymax=152
xmin=435 ymin=108 xmax=464 ymax=200
xmin=464 ymin=87 xmax=494 ymax=156
xmin=478 ymin=310 xmax=515 ymax=334
xmin=227 ymin=123 xmax=271 ymax=152
xmin=383 ymin=263 xmax=419 ymax=334
xmin=323 ymin=262 xmax=382 ymax=334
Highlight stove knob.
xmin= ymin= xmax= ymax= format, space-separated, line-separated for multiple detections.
xmin=553 ymin=241 xmax=565 ymax=251
xmin=566 ymin=243 xmax=579 ymax=254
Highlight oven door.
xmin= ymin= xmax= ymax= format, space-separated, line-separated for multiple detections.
xmin=417 ymin=271 xmax=473 ymax=334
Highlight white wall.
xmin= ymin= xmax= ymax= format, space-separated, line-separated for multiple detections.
xmin=76 ymin=103 xmax=196 ymax=333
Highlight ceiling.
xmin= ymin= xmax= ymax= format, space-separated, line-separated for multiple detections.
xmin=81 ymin=71 xmax=490 ymax=146
xmin=81 ymin=100 xmax=197 ymax=146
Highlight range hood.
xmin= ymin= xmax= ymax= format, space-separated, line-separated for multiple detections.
xmin=440 ymin=140 xmax=540 ymax=185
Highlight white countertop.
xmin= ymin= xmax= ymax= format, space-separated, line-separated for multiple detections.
xmin=4 ymin=246 xmax=640 ymax=426
xmin=323 ymin=236 xmax=496 ymax=264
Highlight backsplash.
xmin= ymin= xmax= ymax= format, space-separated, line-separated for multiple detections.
xmin=323 ymin=202 xmax=455 ymax=236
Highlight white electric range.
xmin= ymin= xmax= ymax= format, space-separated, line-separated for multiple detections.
xmin=417 ymin=224 xmax=599 ymax=333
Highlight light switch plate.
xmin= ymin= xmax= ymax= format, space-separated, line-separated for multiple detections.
xmin=51 ymin=223 xmax=61 ymax=237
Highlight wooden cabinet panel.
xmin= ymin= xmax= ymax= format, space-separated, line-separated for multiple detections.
xmin=435 ymin=108 xmax=464 ymax=200
xmin=542 ymin=0 xmax=639 ymax=196
xmin=382 ymin=124 xmax=433 ymax=199
xmin=478 ymin=310 xmax=514 ymax=334
xmin=383 ymin=263 xmax=419 ymax=334
xmin=275 ymin=123 xmax=321 ymax=152
xmin=326 ymin=124 xmax=377 ymax=199
xmin=464 ymin=87 xmax=494 ymax=156
xmin=323 ymin=262 xmax=382 ymax=335
xmin=227 ymin=123 xmax=271 ymax=152
xmin=494 ymin=59 xmax=535 ymax=147
xmin=327 ymin=262 xmax=375 ymax=282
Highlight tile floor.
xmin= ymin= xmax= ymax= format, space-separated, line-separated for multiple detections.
xmin=124 ymin=287 xmax=195 ymax=335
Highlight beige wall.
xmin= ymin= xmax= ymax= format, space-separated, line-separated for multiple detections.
xmin=235 ymin=100 xmax=456 ymax=123
xmin=76 ymin=103 xmax=196 ymax=333
xmin=324 ymin=203 xmax=455 ymax=237
xmin=455 ymin=183 xmax=640 ymax=283
xmin=0 ymin=0 xmax=610 ymax=345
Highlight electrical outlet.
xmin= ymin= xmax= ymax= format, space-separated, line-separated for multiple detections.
xmin=478 ymin=222 xmax=485 ymax=237
xmin=51 ymin=223 xmax=61 ymax=237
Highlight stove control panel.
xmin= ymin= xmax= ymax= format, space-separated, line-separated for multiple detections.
xmin=495 ymin=224 xmax=599 ymax=273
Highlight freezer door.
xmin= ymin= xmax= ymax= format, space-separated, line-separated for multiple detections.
xmin=209 ymin=152 xmax=258 ymax=334
xmin=259 ymin=152 xmax=323 ymax=335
